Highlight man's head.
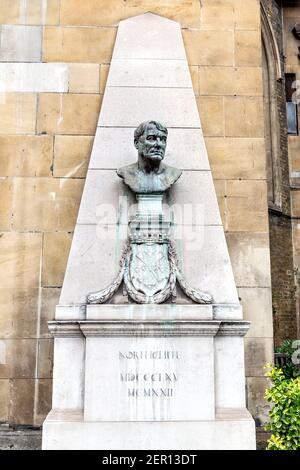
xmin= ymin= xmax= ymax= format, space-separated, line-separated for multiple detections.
xmin=134 ymin=121 xmax=168 ymax=164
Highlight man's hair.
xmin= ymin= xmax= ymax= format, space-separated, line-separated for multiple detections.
xmin=134 ymin=120 xmax=168 ymax=142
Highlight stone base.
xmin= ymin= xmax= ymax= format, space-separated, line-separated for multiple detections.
xmin=42 ymin=408 xmax=256 ymax=450
xmin=0 ymin=425 xmax=42 ymax=450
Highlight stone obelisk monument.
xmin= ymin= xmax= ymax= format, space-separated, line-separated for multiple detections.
xmin=42 ymin=13 xmax=256 ymax=450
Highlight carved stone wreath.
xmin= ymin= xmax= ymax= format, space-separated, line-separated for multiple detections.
xmin=87 ymin=241 xmax=212 ymax=305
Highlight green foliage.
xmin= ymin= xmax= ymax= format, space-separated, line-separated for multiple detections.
xmin=275 ymin=340 xmax=300 ymax=379
xmin=265 ymin=364 xmax=300 ymax=450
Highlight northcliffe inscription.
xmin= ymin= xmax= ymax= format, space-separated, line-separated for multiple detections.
xmin=119 ymin=350 xmax=179 ymax=398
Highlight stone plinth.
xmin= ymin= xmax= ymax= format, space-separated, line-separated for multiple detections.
xmin=43 ymin=305 xmax=255 ymax=449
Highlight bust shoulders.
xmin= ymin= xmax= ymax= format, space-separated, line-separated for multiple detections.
xmin=116 ymin=162 xmax=182 ymax=194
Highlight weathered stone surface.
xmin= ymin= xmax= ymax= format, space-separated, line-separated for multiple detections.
xmin=0 ymin=135 xmax=53 ymax=176
xmin=0 ymin=0 xmax=60 ymax=25
xmin=84 ymin=336 xmax=215 ymax=421
xmin=288 ymin=135 xmax=300 ymax=171
xmin=200 ymin=0 xmax=235 ymax=29
xmin=0 ymin=380 xmax=9 ymax=422
xmin=113 ymin=13 xmax=185 ymax=60
xmin=51 ymin=337 xmax=85 ymax=410
xmin=34 ymin=379 xmax=52 ymax=427
xmin=0 ymin=233 xmax=42 ymax=289
xmin=68 ymin=64 xmax=100 ymax=93
xmin=225 ymin=180 xmax=268 ymax=232
xmin=53 ymin=135 xmax=93 ymax=178
xmin=199 ymin=66 xmax=262 ymax=96
xmin=169 ymin=171 xmax=222 ymax=225
xmin=59 ymin=224 xmax=126 ymax=304
xmin=37 ymin=340 xmax=54 ymax=379
xmin=0 ymin=93 xmax=37 ymax=134
xmin=214 ymin=180 xmax=226 ymax=226
xmin=238 ymin=287 xmax=273 ymax=338
xmin=183 ymin=30 xmax=234 ymax=66
xmin=60 ymin=0 xmax=125 ymax=26
xmin=0 ymin=25 xmax=41 ymax=61
xmin=12 ymin=178 xmax=84 ymax=231
xmin=76 ymin=169 xmax=133 ymax=225
xmin=0 ymin=339 xmax=36 ymax=379
xmin=225 ymin=97 xmax=264 ymax=137
xmin=174 ymin=226 xmax=239 ymax=304
xmin=40 ymin=288 xmax=61 ymax=338
xmin=206 ymin=137 xmax=266 ymax=180
xmin=43 ymin=26 xmax=116 ymax=63
xmin=235 ymin=30 xmax=262 ymax=67
xmin=9 ymin=379 xmax=35 ymax=425
xmin=121 ymin=1 xmax=202 ymax=29
xmin=43 ymin=411 xmax=256 ymax=449
xmin=0 ymin=0 xmax=19 ymax=24
xmin=0 ymin=63 xmax=68 ymax=93
xmin=0 ymin=427 xmax=42 ymax=450
xmin=215 ymin=336 xmax=246 ymax=408
xmin=226 ymin=232 xmax=272 ymax=288
xmin=291 ymin=190 xmax=300 ymax=217
xmin=42 ymin=232 xmax=73 ymax=287
xmin=245 ymin=338 xmax=274 ymax=377
xmin=37 ymin=93 xmax=101 ymax=135
xmin=0 ymin=178 xmax=12 ymax=230
xmin=234 ymin=0 xmax=261 ymax=30
xmin=246 ymin=377 xmax=271 ymax=426
xmin=86 ymin=304 xmax=213 ymax=320
xmin=108 ymin=59 xmax=192 ymax=88
xmin=0 ymin=288 xmax=39 ymax=339
xmin=189 ymin=66 xmax=199 ymax=95
xmin=60 ymin=0 xmax=201 ymax=28
xmin=292 ymin=220 xmax=300 ymax=253
xmin=99 ymin=64 xmax=110 ymax=93
xmin=197 ymin=96 xmax=224 ymax=136
xmin=98 ymin=88 xmax=200 ymax=128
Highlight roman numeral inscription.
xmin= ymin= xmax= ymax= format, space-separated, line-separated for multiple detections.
xmin=119 ymin=350 xmax=179 ymax=399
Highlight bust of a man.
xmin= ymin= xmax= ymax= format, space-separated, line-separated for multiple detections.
xmin=117 ymin=120 xmax=182 ymax=194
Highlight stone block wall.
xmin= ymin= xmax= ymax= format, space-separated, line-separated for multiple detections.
xmin=0 ymin=0 xmax=273 ymax=427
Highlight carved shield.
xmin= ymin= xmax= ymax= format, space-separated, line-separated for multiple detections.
xmin=128 ymin=244 xmax=170 ymax=296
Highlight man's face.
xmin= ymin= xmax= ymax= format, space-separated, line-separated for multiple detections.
xmin=135 ymin=124 xmax=167 ymax=162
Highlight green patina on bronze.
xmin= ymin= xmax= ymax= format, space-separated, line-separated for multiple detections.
xmin=117 ymin=120 xmax=182 ymax=194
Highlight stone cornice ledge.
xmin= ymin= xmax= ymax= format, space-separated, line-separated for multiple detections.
xmin=217 ymin=321 xmax=250 ymax=337
xmin=48 ymin=321 xmax=83 ymax=338
xmin=48 ymin=320 xmax=250 ymax=338
xmin=79 ymin=320 xmax=221 ymax=337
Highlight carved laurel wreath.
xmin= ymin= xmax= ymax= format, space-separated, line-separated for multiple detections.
xmin=87 ymin=242 xmax=213 ymax=305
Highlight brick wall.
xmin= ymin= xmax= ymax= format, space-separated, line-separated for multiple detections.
xmin=261 ymin=0 xmax=298 ymax=349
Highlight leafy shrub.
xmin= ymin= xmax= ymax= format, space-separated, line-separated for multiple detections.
xmin=265 ymin=365 xmax=300 ymax=450
xmin=275 ymin=339 xmax=300 ymax=379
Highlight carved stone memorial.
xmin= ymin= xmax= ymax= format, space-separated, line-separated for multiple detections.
xmin=42 ymin=13 xmax=256 ymax=449
xmin=87 ymin=120 xmax=212 ymax=306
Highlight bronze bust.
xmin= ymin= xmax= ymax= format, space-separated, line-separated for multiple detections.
xmin=117 ymin=120 xmax=182 ymax=194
